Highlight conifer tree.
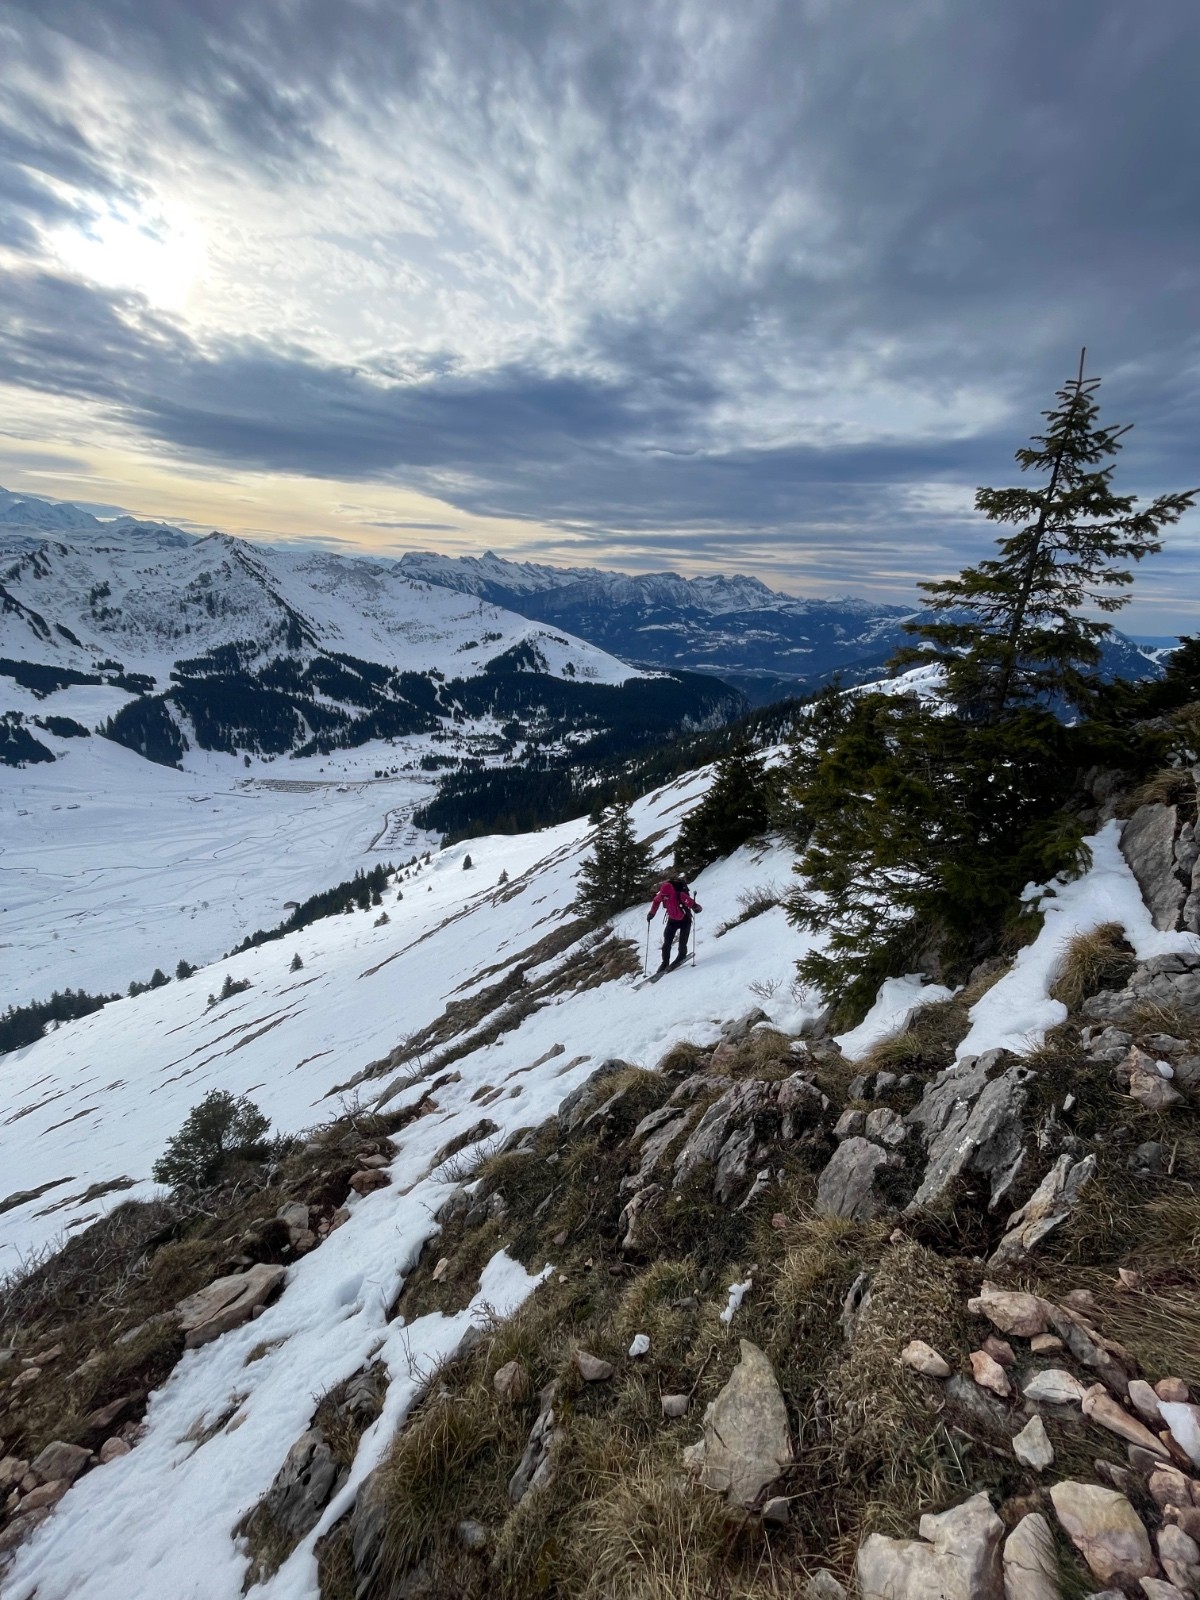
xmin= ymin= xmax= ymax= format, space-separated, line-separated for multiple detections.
xmin=905 ymin=351 xmax=1196 ymax=720
xmin=674 ymin=741 xmax=770 ymax=877
xmin=577 ymin=799 xmax=653 ymax=920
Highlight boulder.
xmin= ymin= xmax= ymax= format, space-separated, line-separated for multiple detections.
xmin=990 ymin=1154 xmax=1097 ymax=1266
xmin=901 ymin=1340 xmax=951 ymax=1379
xmin=1002 ymin=1511 xmax=1062 ymax=1600
xmin=815 ymin=1138 xmax=896 ymax=1220
xmin=1049 ymin=1481 xmax=1155 ymax=1588
xmin=457 ymin=1519 xmax=488 ymax=1551
xmin=714 ymin=1125 xmax=757 ymax=1204
xmin=857 ymin=1491 xmax=1004 ymax=1600
xmin=261 ymin=1429 xmax=341 ymax=1539
xmin=30 ymin=1440 xmax=91 ymax=1485
xmin=175 ymin=1263 xmax=286 ymax=1348
xmin=1012 ymin=1415 xmax=1054 ymax=1471
xmin=906 ymin=1055 xmax=1030 ymax=1212
xmin=689 ymin=1340 xmax=791 ymax=1507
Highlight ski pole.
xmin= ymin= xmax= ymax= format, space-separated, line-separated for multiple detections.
xmin=692 ymin=912 xmax=697 ymax=967
xmin=644 ymin=920 xmax=650 ymax=978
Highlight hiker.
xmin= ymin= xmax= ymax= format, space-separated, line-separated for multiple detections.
xmin=647 ymin=875 xmax=702 ymax=972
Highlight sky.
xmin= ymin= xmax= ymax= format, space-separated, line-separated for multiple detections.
xmin=1 ymin=1 xmax=1198 ymax=627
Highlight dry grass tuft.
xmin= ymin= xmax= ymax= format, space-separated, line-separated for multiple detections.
xmin=1049 ymin=922 xmax=1136 ymax=1012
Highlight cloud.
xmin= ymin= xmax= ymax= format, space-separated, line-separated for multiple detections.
xmin=1 ymin=0 xmax=1198 ymax=619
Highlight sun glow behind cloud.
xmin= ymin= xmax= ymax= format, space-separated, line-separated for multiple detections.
xmin=49 ymin=205 xmax=208 ymax=314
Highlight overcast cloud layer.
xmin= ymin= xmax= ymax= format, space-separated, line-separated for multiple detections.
xmin=1 ymin=0 xmax=1197 ymax=622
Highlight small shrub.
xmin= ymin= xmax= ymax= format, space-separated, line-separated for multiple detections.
xmin=463 ymin=854 xmax=473 ymax=870
xmin=152 ymin=1089 xmax=271 ymax=1191
xmin=375 ymin=911 xmax=390 ymax=926
xmin=1049 ymin=922 xmax=1136 ymax=1012
xmin=290 ymin=952 xmax=304 ymax=972
xmin=175 ymin=959 xmax=196 ymax=980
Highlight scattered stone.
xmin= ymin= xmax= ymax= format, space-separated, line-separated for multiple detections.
xmin=617 ymin=1183 xmax=664 ymax=1253
xmin=1061 ymin=1289 xmax=1099 ymax=1315
xmin=968 ymin=1282 xmax=1053 ymax=1338
xmin=864 ymin=1107 xmax=907 ymax=1147
xmin=970 ymin=1349 xmax=1011 ymax=1398
xmin=856 ymin=1490 xmax=1004 ymax=1600
xmin=1139 ymin=1579 xmax=1191 ymax=1600
xmin=1024 ymin=1369 xmax=1088 ymax=1406
xmin=1031 ymin=1334 xmax=1065 ymax=1355
xmin=834 ymin=1109 xmax=865 ymax=1141
xmin=983 ymin=1336 xmax=1015 ymax=1367
xmin=628 ymin=1333 xmax=650 ymax=1358
xmin=1082 ymin=1384 xmax=1170 ymax=1458
xmin=1160 ymin=1402 xmax=1200 ymax=1468
xmin=815 ymin=1137 xmax=897 ymax=1220
xmin=494 ymin=1360 xmax=531 ymax=1404
xmin=1003 ymin=1511 xmax=1062 ymax=1600
xmin=99 ymin=1437 xmax=131 ymax=1463
xmin=83 ymin=1394 xmax=141 ymax=1434
xmin=30 ymin=1440 xmax=91 ymax=1485
xmin=1148 ymin=1466 xmax=1195 ymax=1510
xmin=0 ymin=1508 xmax=51 ymax=1556
xmin=21 ymin=1478 xmax=69 ymax=1512
xmin=0 ymin=1456 xmax=30 ymax=1494
xmin=175 ymin=1263 xmax=287 ymax=1348
xmin=900 ymin=1340 xmax=951 ymax=1379
xmin=431 ymin=1257 xmax=449 ymax=1281
xmin=349 ymin=1168 xmax=389 ymax=1194
xmin=1122 ymin=1045 xmax=1186 ymax=1111
xmin=456 ymin=1519 xmax=488 ymax=1551
xmin=762 ymin=1495 xmax=790 ymax=1526
xmin=1128 ymin=1143 xmax=1164 ymax=1175
xmin=1165 ymin=1505 xmax=1200 ymax=1544
xmin=661 ymin=1394 xmax=689 ymax=1419
xmin=804 ymin=1573 xmax=847 ymax=1600
xmin=11 ymin=1366 xmax=41 ymax=1389
xmin=1050 ymin=1480 xmax=1155 ymax=1589
xmin=1157 ymin=1524 xmax=1200 ymax=1592
xmin=689 ymin=1340 xmax=791 ymax=1507
xmin=1013 ymin=1415 xmax=1054 ymax=1471
xmin=1158 ymin=1380 xmax=1191 ymax=1404
xmin=1130 ymin=1380 xmax=1167 ymax=1428
xmin=33 ymin=1343 xmax=64 ymax=1366
xmin=1096 ymin=1460 xmax=1139 ymax=1496
xmin=277 ymin=1201 xmax=309 ymax=1233
xmin=574 ymin=1350 xmax=613 ymax=1383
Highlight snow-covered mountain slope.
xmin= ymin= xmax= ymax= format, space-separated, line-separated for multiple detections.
xmin=0 ymin=528 xmax=635 ymax=688
xmin=2 ymin=755 xmax=1197 ymax=1600
xmin=396 ymin=549 xmax=911 ymax=697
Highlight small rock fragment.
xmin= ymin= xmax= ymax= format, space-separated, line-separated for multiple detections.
xmin=493 ymin=1360 xmax=531 ymax=1404
xmin=762 ymin=1495 xmax=789 ymax=1526
xmin=900 ymin=1340 xmax=951 ymax=1379
xmin=1082 ymin=1384 xmax=1170 ymax=1458
xmin=1013 ymin=1415 xmax=1055 ymax=1471
xmin=30 ymin=1441 xmax=91 ymax=1485
xmin=983 ymin=1335 xmax=1015 ymax=1367
xmin=857 ymin=1491 xmax=1004 ymax=1600
xmin=457 ymin=1519 xmax=488 ymax=1551
xmin=1157 ymin=1523 xmax=1200 ymax=1592
xmin=99 ymin=1437 xmax=131 ymax=1463
xmin=574 ymin=1350 xmax=613 ymax=1382
xmin=1002 ymin=1510 xmax=1062 ymax=1600
xmin=1129 ymin=1380 xmax=1166 ymax=1428
xmin=1030 ymin=1333 xmax=1064 ymax=1355
xmin=628 ymin=1333 xmax=650 ymax=1358
xmin=970 ymin=1349 xmax=1012 ymax=1398
xmin=1160 ymin=1402 xmax=1200 ymax=1468
xmin=1024 ymin=1369 xmax=1088 ymax=1406
xmin=1158 ymin=1379 xmax=1191 ymax=1404
xmin=661 ymin=1394 xmax=689 ymax=1419
xmin=968 ymin=1283 xmax=1053 ymax=1338
xmin=803 ymin=1574 xmax=847 ymax=1600
xmin=349 ymin=1167 xmax=389 ymax=1194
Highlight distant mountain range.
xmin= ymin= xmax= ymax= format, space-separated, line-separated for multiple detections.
xmin=396 ymin=549 xmax=1163 ymax=702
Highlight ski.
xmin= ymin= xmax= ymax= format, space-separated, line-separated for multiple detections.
xmin=634 ymin=960 xmax=693 ymax=990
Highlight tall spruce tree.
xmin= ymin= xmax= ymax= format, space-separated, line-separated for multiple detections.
xmin=577 ymin=798 xmax=653 ymax=920
xmin=906 ymin=351 xmax=1195 ymax=720
xmin=674 ymin=741 xmax=770 ymax=877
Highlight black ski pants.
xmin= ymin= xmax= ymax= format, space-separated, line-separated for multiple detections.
xmin=661 ymin=912 xmax=692 ymax=966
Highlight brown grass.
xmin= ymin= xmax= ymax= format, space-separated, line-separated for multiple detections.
xmin=1048 ymin=922 xmax=1136 ymax=1012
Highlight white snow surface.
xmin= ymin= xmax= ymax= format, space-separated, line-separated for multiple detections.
xmin=1 ymin=769 xmax=1193 ymax=1597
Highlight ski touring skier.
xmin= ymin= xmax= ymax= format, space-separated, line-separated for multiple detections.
xmin=647 ymin=875 xmax=702 ymax=974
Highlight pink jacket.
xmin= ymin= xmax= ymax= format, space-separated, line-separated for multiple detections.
xmin=649 ymin=880 xmax=701 ymax=922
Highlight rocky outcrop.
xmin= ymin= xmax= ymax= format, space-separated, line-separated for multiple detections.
xmin=1083 ymin=953 xmax=1200 ymax=1024
xmin=989 ymin=1153 xmax=1096 ymax=1266
xmin=905 ymin=1052 xmax=1030 ymax=1212
xmin=815 ymin=1137 xmax=896 ymax=1219
xmin=260 ymin=1429 xmax=340 ymax=1539
xmin=684 ymin=1340 xmax=791 ymax=1507
xmin=857 ymin=1492 xmax=1004 ymax=1600
xmin=1121 ymin=798 xmax=1200 ymax=935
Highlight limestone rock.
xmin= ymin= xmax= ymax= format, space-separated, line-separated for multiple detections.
xmin=0 ymin=1456 xmax=30 ymax=1494
xmin=864 ymin=1107 xmax=908 ymax=1147
xmin=508 ymin=1383 xmax=561 ymax=1505
xmin=692 ymin=1340 xmax=791 ymax=1507
xmin=990 ymin=1154 xmax=1097 ymax=1266
xmin=1120 ymin=1045 xmax=1186 ymax=1111
xmin=1121 ymin=801 xmax=1196 ymax=934
xmin=349 ymin=1167 xmax=389 ymax=1194
xmin=1031 ymin=1333 xmax=1064 ymax=1354
xmin=261 ymin=1429 xmax=341 ymax=1538
xmin=20 ymin=1478 xmax=69 ymax=1512
xmin=857 ymin=1490 xmax=1004 ymax=1600
xmin=1157 ymin=1523 xmax=1200 ymax=1592
xmin=1139 ymin=1579 xmax=1191 ymax=1600
xmin=901 ymin=1340 xmax=951 ymax=1379
xmin=971 ymin=1350 xmax=1012 ymax=1398
xmin=99 ymin=1437 xmax=131 ymax=1464
xmin=762 ymin=1495 xmax=789 ymax=1526
xmin=672 ymin=1080 xmax=772 ymax=1189
xmin=834 ymin=1109 xmax=865 ymax=1141
xmin=175 ymin=1263 xmax=286 ymax=1348
xmin=1003 ymin=1511 xmax=1062 ymax=1600
xmin=815 ymin=1137 xmax=896 ymax=1220
xmin=983 ymin=1336 xmax=1015 ymax=1367
xmin=1024 ymin=1369 xmax=1088 ymax=1406
xmin=1157 ymin=1379 xmax=1191 ymax=1404
xmin=457 ymin=1519 xmax=488 ymax=1551
xmin=0 ymin=1507 xmax=51 ymax=1557
xmin=1160 ymin=1402 xmax=1200 ymax=1468
xmin=968 ymin=1282 xmax=1053 ymax=1338
xmin=493 ymin=1360 xmax=531 ymax=1404
xmin=1050 ymin=1480 xmax=1155 ymax=1588
xmin=906 ymin=1054 xmax=1029 ymax=1212
xmin=661 ymin=1394 xmax=689 ymax=1419
xmin=804 ymin=1574 xmax=847 ymax=1600
xmin=30 ymin=1440 xmax=91 ymax=1485
xmin=574 ymin=1350 xmax=613 ymax=1382
xmin=617 ymin=1183 xmax=664 ymax=1253
xmin=1013 ymin=1415 xmax=1054 ymax=1471
xmin=1148 ymin=1465 xmax=1195 ymax=1511
xmin=1081 ymin=1384 xmax=1169 ymax=1458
